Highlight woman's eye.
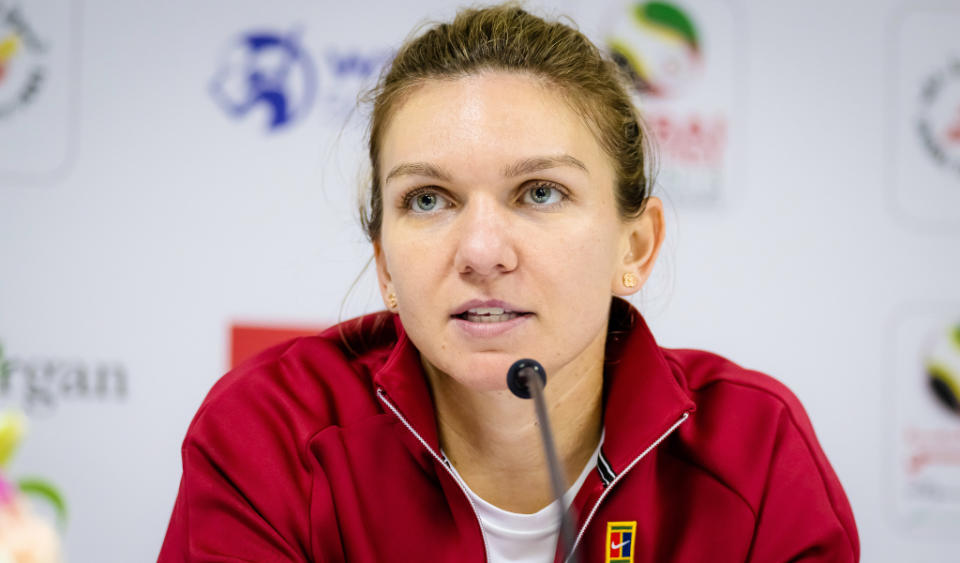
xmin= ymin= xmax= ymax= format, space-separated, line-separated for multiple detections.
xmin=404 ymin=189 xmax=449 ymax=213
xmin=523 ymin=183 xmax=564 ymax=206
xmin=415 ymin=192 xmax=438 ymax=211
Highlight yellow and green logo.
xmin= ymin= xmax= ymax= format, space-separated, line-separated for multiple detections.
xmin=608 ymin=1 xmax=702 ymax=97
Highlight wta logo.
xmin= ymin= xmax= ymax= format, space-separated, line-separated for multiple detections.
xmin=210 ymin=29 xmax=317 ymax=132
xmin=607 ymin=1 xmax=702 ymax=98
xmin=605 ymin=521 xmax=636 ymax=562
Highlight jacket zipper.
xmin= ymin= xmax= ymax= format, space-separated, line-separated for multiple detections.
xmin=565 ymin=412 xmax=690 ymax=563
xmin=377 ymin=388 xmax=492 ymax=562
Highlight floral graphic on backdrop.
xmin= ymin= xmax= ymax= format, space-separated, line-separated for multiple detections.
xmin=0 ymin=407 xmax=66 ymax=563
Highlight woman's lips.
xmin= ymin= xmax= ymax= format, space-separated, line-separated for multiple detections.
xmin=451 ymin=299 xmax=529 ymax=317
xmin=449 ymin=300 xmax=533 ymax=337
xmin=463 ymin=308 xmax=520 ymax=323
xmin=451 ymin=313 xmax=532 ymax=338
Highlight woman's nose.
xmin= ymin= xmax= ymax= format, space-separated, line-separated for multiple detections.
xmin=452 ymin=197 xmax=518 ymax=280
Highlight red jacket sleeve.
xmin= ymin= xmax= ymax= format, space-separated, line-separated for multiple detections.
xmin=158 ymin=432 xmax=313 ymax=563
xmin=745 ymin=405 xmax=859 ymax=562
xmin=158 ymin=334 xmax=368 ymax=562
xmin=157 ymin=353 xmax=324 ymax=563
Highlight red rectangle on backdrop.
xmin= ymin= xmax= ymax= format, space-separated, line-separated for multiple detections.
xmin=230 ymin=324 xmax=325 ymax=369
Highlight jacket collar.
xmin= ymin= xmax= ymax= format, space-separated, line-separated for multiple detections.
xmin=600 ymin=298 xmax=696 ymax=473
xmin=373 ymin=314 xmax=442 ymax=451
xmin=372 ymin=298 xmax=696 ymax=469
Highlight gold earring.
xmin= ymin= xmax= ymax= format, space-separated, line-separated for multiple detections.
xmin=622 ymin=272 xmax=638 ymax=288
xmin=387 ymin=292 xmax=398 ymax=309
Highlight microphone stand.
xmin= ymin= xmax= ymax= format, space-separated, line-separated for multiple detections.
xmin=508 ymin=359 xmax=580 ymax=563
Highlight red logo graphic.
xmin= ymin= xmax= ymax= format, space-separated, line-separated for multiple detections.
xmin=647 ymin=112 xmax=727 ymax=166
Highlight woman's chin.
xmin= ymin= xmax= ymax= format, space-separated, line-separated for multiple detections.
xmin=426 ymin=354 xmax=521 ymax=394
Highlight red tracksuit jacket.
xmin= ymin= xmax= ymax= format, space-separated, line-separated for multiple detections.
xmin=159 ymin=299 xmax=859 ymax=562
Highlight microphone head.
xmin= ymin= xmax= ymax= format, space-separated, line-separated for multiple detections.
xmin=506 ymin=358 xmax=547 ymax=399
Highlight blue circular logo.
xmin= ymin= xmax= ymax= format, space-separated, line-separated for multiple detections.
xmin=209 ymin=29 xmax=317 ymax=132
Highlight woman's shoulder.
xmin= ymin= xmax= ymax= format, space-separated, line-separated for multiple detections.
xmin=184 ymin=311 xmax=400 ymax=450
xmin=660 ymin=347 xmax=821 ymax=457
xmin=661 ymin=348 xmax=807 ymax=416
xmin=659 ymin=347 xmax=857 ymax=554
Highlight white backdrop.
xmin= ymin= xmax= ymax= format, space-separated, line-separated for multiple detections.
xmin=1 ymin=0 xmax=959 ymax=561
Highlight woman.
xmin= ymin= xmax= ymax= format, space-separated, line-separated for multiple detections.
xmin=160 ymin=5 xmax=859 ymax=562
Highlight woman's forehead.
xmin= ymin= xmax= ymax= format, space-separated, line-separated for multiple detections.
xmin=379 ymin=72 xmax=609 ymax=178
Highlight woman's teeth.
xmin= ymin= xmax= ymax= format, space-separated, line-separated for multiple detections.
xmin=464 ymin=307 xmax=520 ymax=323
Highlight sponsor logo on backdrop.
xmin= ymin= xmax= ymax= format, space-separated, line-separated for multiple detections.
xmin=0 ymin=340 xmax=128 ymax=415
xmin=210 ymin=27 xmax=391 ymax=132
xmin=210 ymin=29 xmax=317 ymax=132
xmin=603 ymin=0 xmax=733 ymax=205
xmin=229 ymin=323 xmax=325 ymax=369
xmin=891 ymin=310 xmax=960 ymax=536
xmin=608 ymin=1 xmax=701 ymax=97
xmin=889 ymin=9 xmax=960 ymax=230
xmin=0 ymin=0 xmax=77 ymax=181
xmin=917 ymin=58 xmax=960 ymax=177
xmin=316 ymin=48 xmax=392 ymax=124
xmin=0 ymin=3 xmax=46 ymax=120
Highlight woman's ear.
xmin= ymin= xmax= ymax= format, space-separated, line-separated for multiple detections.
xmin=612 ymin=196 xmax=665 ymax=296
xmin=373 ymin=240 xmax=398 ymax=311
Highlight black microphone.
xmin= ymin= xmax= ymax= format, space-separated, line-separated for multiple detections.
xmin=506 ymin=359 xmax=580 ymax=563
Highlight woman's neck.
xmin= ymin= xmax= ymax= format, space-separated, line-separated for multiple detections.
xmin=423 ymin=335 xmax=605 ymax=514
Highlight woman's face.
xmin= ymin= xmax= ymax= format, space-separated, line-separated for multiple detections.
xmin=375 ymin=72 xmax=653 ymax=391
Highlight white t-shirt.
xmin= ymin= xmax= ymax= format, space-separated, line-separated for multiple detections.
xmin=444 ymin=438 xmax=602 ymax=563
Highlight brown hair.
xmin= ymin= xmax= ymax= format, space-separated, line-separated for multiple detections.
xmin=359 ymin=2 xmax=655 ymax=242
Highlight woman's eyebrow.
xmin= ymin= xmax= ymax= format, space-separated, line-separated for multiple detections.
xmin=502 ymin=155 xmax=588 ymax=177
xmin=385 ymin=154 xmax=588 ymax=185
xmin=385 ymin=162 xmax=452 ymax=184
